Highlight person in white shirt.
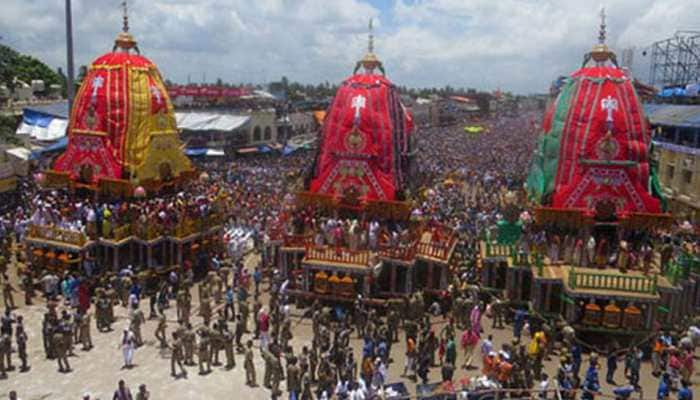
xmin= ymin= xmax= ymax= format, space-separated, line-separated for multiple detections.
xmin=538 ymin=373 xmax=549 ymax=400
xmin=120 ymin=327 xmax=136 ymax=369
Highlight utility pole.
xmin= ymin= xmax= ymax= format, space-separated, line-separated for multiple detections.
xmin=65 ymin=0 xmax=75 ymax=114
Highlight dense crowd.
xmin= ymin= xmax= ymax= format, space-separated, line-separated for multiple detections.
xmin=0 ymin=110 xmax=698 ymax=400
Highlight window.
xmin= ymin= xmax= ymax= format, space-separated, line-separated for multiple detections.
xmin=683 ymin=170 xmax=692 ymax=185
xmin=253 ymin=126 xmax=261 ymax=142
xmin=264 ymin=126 xmax=272 ymax=141
xmin=666 ymin=165 xmax=675 ymax=181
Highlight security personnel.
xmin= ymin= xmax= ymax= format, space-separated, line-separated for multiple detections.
xmin=154 ymin=314 xmax=168 ymax=349
xmin=183 ymin=323 xmax=196 ymax=366
xmin=170 ymin=333 xmax=187 ymax=378
xmin=244 ymin=340 xmax=256 ymax=386
xmin=198 ymin=330 xmax=211 ymax=375
xmin=223 ymin=329 xmax=235 ymax=370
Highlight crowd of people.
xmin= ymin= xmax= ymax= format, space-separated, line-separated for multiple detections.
xmin=0 ymin=108 xmax=698 ymax=400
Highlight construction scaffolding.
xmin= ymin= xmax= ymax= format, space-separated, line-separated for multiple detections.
xmin=648 ymin=31 xmax=700 ymax=88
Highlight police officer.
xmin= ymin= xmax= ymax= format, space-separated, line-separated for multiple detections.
xmin=171 ymin=332 xmax=187 ymax=378
xmin=154 ymin=314 xmax=168 ymax=349
xmin=244 ymin=340 xmax=256 ymax=387
xmin=183 ymin=323 xmax=196 ymax=366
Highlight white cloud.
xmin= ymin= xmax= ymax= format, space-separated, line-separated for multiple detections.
xmin=0 ymin=0 xmax=696 ymax=93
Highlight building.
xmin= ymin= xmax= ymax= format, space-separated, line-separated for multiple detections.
xmin=177 ymin=109 xmax=279 ymax=156
xmin=646 ymin=103 xmax=700 ymax=222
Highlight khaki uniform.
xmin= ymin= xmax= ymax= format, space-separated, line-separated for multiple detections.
xmin=130 ymin=309 xmax=145 ymax=346
xmin=212 ymin=275 xmax=223 ymax=304
xmin=184 ymin=327 xmax=196 ymax=365
xmin=16 ymin=328 xmax=28 ymax=371
xmin=263 ymin=349 xmax=274 ymax=388
xmin=171 ymin=337 xmax=186 ymax=377
xmin=2 ymin=277 xmax=15 ymax=309
xmin=177 ymin=289 xmax=191 ymax=324
xmin=245 ymin=345 xmax=256 ymax=386
xmin=287 ymin=364 xmax=302 ymax=397
xmin=0 ymin=334 xmax=11 ymax=377
xmin=239 ymin=300 xmax=249 ymax=333
xmin=200 ymin=300 xmax=212 ymax=326
xmin=270 ymin=354 xmax=283 ymax=396
xmin=53 ymin=332 xmax=70 ymax=372
xmin=223 ymin=331 xmax=235 ymax=369
xmin=154 ymin=315 xmax=168 ymax=348
xmin=198 ymin=335 xmax=211 ymax=374
xmin=79 ymin=314 xmax=92 ymax=350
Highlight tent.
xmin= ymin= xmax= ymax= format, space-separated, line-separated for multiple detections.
xmin=185 ymin=148 xmax=226 ymax=157
xmin=16 ymin=105 xmax=69 ymax=141
xmin=175 ymin=112 xmax=251 ymax=132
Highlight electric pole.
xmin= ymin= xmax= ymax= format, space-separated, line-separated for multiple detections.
xmin=65 ymin=0 xmax=75 ymax=114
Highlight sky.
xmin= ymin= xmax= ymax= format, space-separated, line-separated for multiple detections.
xmin=0 ymin=0 xmax=697 ymax=94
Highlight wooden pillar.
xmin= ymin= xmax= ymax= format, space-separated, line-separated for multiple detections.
xmin=390 ymin=263 xmax=397 ymax=293
xmin=427 ymin=262 xmax=434 ymax=290
xmin=407 ymin=265 xmax=413 ymax=293
xmin=533 ymin=281 xmax=542 ymax=311
xmin=178 ymin=243 xmax=183 ymax=267
xmin=147 ymin=245 xmax=152 ymax=268
xmin=363 ymin=272 xmax=370 ymax=296
xmin=440 ymin=264 xmax=447 ymax=290
xmin=112 ymin=246 xmax=118 ymax=271
xmin=303 ymin=266 xmax=309 ymax=292
xmin=544 ymin=283 xmax=552 ymax=312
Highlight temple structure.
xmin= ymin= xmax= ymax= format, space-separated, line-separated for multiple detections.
xmin=48 ymin=1 xmax=193 ymax=196
xmin=268 ymin=21 xmax=455 ymax=306
xmin=526 ymin=10 xmax=667 ymax=228
xmin=306 ymin=19 xmax=413 ymax=208
xmin=479 ymin=13 xmax=694 ymax=341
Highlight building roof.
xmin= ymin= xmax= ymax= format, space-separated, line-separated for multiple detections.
xmin=644 ymin=103 xmax=700 ymax=128
xmin=23 ymin=101 xmax=69 ymax=119
xmin=175 ymin=112 xmax=251 ymax=132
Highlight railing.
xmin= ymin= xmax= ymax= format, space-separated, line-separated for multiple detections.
xmin=145 ymin=225 xmax=162 ymax=241
xmin=174 ymin=219 xmax=196 ymax=238
xmin=485 ymin=242 xmax=512 ymax=257
xmin=283 ymin=234 xmax=313 ymax=248
xmin=305 ymin=245 xmax=370 ymax=266
xmin=378 ymin=243 xmax=417 ymax=261
xmin=27 ymin=224 xmax=88 ymax=246
xmin=416 ymin=240 xmax=452 ymax=260
xmin=110 ymin=224 xmax=132 ymax=241
xmin=568 ymin=267 xmax=658 ymax=294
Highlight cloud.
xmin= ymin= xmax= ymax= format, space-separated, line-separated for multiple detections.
xmin=0 ymin=0 xmax=696 ymax=93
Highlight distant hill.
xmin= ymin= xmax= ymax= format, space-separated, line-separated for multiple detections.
xmin=0 ymin=44 xmax=64 ymax=90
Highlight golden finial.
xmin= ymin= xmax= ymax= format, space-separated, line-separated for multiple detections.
xmin=588 ymin=6 xmax=615 ymax=64
xmin=114 ymin=0 xmax=139 ymax=52
xmin=355 ymin=17 xmax=384 ymax=75
xmin=598 ymin=7 xmax=606 ymax=45
xmin=122 ymin=0 xmax=129 ymax=33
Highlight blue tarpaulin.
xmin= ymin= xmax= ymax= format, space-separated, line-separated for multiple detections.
xmin=282 ymin=145 xmax=295 ymax=156
xmin=30 ymin=136 xmax=69 ymax=159
xmin=185 ymin=148 xmax=208 ymax=156
xmin=258 ymin=145 xmax=272 ymax=153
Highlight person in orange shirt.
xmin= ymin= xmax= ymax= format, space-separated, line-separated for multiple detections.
xmin=483 ymin=351 xmax=497 ymax=378
xmin=497 ymin=353 xmax=513 ymax=386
